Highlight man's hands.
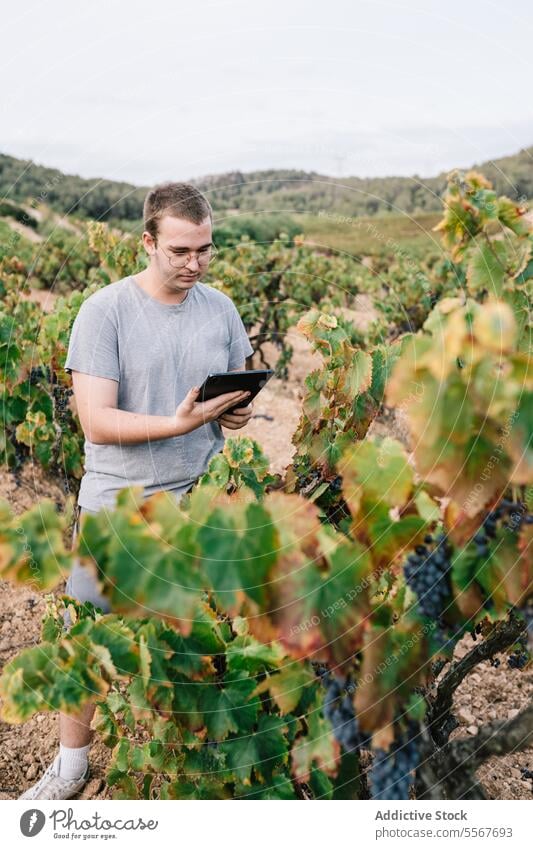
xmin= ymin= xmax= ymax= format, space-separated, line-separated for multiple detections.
xmin=217 ymin=403 xmax=253 ymax=430
xmin=174 ymin=386 xmax=252 ymax=435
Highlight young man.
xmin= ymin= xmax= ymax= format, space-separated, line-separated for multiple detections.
xmin=20 ymin=182 xmax=254 ymax=800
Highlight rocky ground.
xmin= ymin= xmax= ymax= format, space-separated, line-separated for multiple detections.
xmin=439 ymin=635 xmax=533 ymax=800
xmin=0 ymin=298 xmax=531 ymax=800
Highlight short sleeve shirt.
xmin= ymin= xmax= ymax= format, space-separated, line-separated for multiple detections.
xmin=65 ymin=276 xmax=254 ymax=510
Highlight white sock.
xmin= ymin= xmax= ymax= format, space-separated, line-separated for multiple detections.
xmin=58 ymin=743 xmax=90 ymax=780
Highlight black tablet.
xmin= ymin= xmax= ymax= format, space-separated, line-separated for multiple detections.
xmin=198 ymin=369 xmax=274 ymax=414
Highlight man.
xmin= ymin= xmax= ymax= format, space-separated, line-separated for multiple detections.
xmin=20 ymin=182 xmax=254 ymax=800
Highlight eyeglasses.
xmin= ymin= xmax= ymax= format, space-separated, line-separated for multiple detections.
xmin=156 ymin=240 xmax=218 ymax=269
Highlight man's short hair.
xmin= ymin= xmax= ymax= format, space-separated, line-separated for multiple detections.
xmin=143 ymin=182 xmax=212 ymax=241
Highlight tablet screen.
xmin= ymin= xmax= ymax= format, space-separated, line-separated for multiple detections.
xmin=198 ymin=369 xmax=274 ymax=414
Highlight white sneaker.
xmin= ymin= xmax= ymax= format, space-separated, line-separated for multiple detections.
xmin=19 ymin=754 xmax=90 ymax=800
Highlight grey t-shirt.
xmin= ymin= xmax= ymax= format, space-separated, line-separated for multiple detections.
xmin=65 ymin=275 xmax=254 ymax=511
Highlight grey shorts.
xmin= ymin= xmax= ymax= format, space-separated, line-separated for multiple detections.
xmin=62 ymin=506 xmax=112 ymax=631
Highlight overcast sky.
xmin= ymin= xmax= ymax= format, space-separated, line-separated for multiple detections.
xmin=1 ymin=0 xmax=532 ymax=185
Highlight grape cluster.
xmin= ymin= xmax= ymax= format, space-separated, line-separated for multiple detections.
xmin=521 ymin=767 xmax=533 ymax=784
xmin=14 ymin=441 xmax=28 ymax=467
xmin=403 ymin=532 xmax=453 ymax=622
xmin=295 ymin=466 xmax=322 ymax=493
xmin=473 ymin=500 xmax=532 ymax=657
xmin=507 ymin=602 xmax=532 ymax=670
xmin=369 ymin=721 xmax=420 ymax=800
xmin=470 ymin=621 xmax=483 ymax=641
xmin=29 ymin=365 xmax=51 ymax=385
xmin=472 ymin=499 xmax=532 ymax=553
xmin=508 ymin=648 xmax=528 ymax=670
xmin=518 ymin=602 xmax=533 ymax=652
xmin=329 ymin=475 xmax=343 ymax=494
xmin=313 ymin=664 xmax=371 ymax=753
xmin=53 ymin=386 xmax=73 ymax=425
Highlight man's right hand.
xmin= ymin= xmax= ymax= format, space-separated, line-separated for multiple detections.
xmin=174 ymin=386 xmax=251 ymax=435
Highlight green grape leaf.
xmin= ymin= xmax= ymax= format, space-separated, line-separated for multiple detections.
xmin=340 ymin=436 xmax=415 ymax=514
xmin=198 ymin=502 xmax=278 ymax=612
xmin=79 ymin=512 xmax=204 ymax=635
xmin=220 ymin=713 xmax=290 ymax=783
xmin=291 ymin=704 xmax=340 ymax=782
xmin=466 ymin=241 xmax=506 ymax=296
xmin=199 ymin=671 xmax=260 ymax=741
xmin=0 ymin=497 xmax=74 ymax=590
xmin=340 ymin=349 xmax=373 ymax=399
xmin=254 ymin=662 xmax=315 ymax=714
xmin=68 ymin=618 xmax=141 ymax=676
xmin=200 ymin=453 xmax=230 ymax=488
xmin=235 ymin=771 xmax=298 ymax=799
xmin=0 ymin=636 xmax=114 ymax=722
xmin=224 ymin=437 xmax=254 ymax=468
xmin=226 ymin=635 xmax=285 ymax=674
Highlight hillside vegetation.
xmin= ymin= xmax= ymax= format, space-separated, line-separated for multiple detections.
xmin=0 ymin=144 xmax=531 ymax=225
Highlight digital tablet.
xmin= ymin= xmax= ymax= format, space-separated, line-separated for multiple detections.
xmin=198 ymin=369 xmax=274 ymax=415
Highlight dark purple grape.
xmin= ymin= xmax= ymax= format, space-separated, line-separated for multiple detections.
xmin=369 ymin=722 xmax=420 ymax=800
xmin=319 ymin=671 xmax=370 ymax=753
xmin=403 ymin=533 xmax=453 ymax=622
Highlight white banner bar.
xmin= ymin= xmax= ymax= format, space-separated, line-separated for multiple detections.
xmin=3 ymin=799 xmax=531 ymax=848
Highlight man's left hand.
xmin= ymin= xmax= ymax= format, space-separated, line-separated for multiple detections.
xmin=217 ymin=402 xmax=253 ymax=429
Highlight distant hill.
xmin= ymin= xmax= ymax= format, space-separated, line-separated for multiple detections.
xmin=0 ymin=145 xmax=531 ymax=224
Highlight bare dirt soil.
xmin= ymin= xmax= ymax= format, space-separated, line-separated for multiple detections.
xmin=20 ymin=287 xmax=58 ymax=312
xmin=0 ymin=299 xmax=531 ymax=801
